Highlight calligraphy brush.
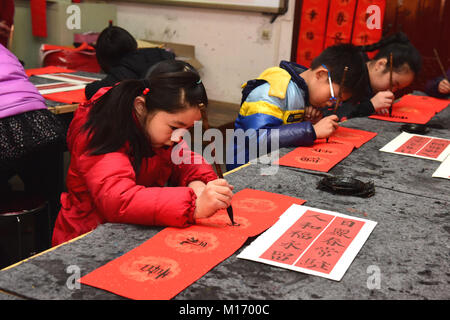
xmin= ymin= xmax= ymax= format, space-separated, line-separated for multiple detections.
xmin=326 ymin=66 xmax=348 ymax=143
xmin=388 ymin=52 xmax=394 ymax=117
xmin=433 ymin=48 xmax=449 ymax=82
xmin=200 ymin=108 xmax=236 ymax=226
xmin=333 ymin=66 xmax=349 ymax=115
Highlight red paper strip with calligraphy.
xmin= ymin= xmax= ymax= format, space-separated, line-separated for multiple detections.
xmin=80 ymin=189 xmax=306 ymax=299
xmin=296 ymin=0 xmax=330 ymax=67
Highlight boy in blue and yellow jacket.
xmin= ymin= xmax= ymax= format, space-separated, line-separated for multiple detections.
xmin=226 ymin=44 xmax=368 ymax=170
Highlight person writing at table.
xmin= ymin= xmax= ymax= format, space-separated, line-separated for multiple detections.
xmin=52 ymin=60 xmax=233 ymax=246
xmin=323 ymin=32 xmax=422 ymax=119
xmin=227 ymin=43 xmax=368 ymax=170
xmin=425 ymin=68 xmax=450 ymax=99
xmin=85 ymin=25 xmax=175 ymax=100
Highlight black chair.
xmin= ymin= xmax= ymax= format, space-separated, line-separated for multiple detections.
xmin=0 ymin=192 xmax=52 ymax=269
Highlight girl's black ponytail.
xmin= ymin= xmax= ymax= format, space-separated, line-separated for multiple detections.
xmin=83 ymin=79 xmax=151 ymax=173
xmin=358 ymin=32 xmax=410 ymax=53
xmin=82 ymin=60 xmax=208 ymax=174
xmin=359 ymin=32 xmax=422 ymax=74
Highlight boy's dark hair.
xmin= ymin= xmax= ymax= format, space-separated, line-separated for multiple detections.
xmin=83 ymin=60 xmax=207 ymax=173
xmin=311 ymin=43 xmax=369 ymax=102
xmin=360 ymin=32 xmax=422 ymax=74
xmin=95 ymin=26 xmax=138 ymax=73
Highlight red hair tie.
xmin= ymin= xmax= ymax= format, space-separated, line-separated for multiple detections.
xmin=143 ymin=88 xmax=150 ymax=95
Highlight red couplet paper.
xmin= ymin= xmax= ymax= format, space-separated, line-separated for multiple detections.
xmin=259 ymin=210 xmax=364 ymax=275
xmin=26 ymin=66 xmax=77 ymax=77
xmin=43 ymin=89 xmax=87 ymax=104
xmin=351 ymin=0 xmax=385 ymax=59
xmin=276 ymin=141 xmax=354 ymax=172
xmin=395 ymin=94 xmax=449 ymax=114
xmin=395 ymin=136 xmax=450 ymax=160
xmin=369 ymin=96 xmax=438 ymax=124
xmin=324 ymin=0 xmax=357 ymax=48
xmin=317 ymin=126 xmax=377 ymax=148
xmin=80 ymin=226 xmax=247 ymax=300
xmin=36 ymin=83 xmax=80 ymax=91
xmin=237 ymin=205 xmax=377 ymax=281
xmin=415 ymin=139 xmax=450 ymax=159
xmin=30 ymin=0 xmax=47 ymax=37
xmin=395 ymin=135 xmax=432 ymax=155
xmin=46 ymin=73 xmax=99 ymax=83
xmin=197 ymin=189 xmax=306 ymax=237
xmin=296 ymin=0 xmax=329 ymax=67
xmin=80 ymin=189 xmax=306 ymax=300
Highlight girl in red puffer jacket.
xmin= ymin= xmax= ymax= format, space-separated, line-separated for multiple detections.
xmin=52 ymin=60 xmax=233 ymax=246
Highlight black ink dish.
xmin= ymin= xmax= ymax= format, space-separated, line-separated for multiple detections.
xmin=317 ymin=176 xmax=375 ymax=198
xmin=400 ymin=123 xmax=430 ymax=134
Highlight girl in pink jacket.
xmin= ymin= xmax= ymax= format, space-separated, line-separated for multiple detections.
xmin=52 ymin=60 xmax=234 ymax=246
xmin=0 ymin=44 xmax=65 ymax=216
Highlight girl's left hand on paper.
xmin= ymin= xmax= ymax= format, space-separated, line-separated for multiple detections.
xmin=194 ymin=179 xmax=234 ymax=219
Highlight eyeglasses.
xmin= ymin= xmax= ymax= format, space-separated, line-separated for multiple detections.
xmin=322 ymin=64 xmax=337 ymax=103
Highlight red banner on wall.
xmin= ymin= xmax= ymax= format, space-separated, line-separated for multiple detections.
xmin=296 ymin=0 xmax=386 ymax=64
xmin=296 ymin=0 xmax=330 ymax=67
xmin=351 ymin=0 xmax=386 ymax=58
xmin=324 ymin=0 xmax=357 ymax=48
xmin=30 ymin=0 xmax=47 ymax=38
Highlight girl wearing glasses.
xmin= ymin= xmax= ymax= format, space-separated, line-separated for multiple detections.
xmin=323 ymin=32 xmax=421 ymax=119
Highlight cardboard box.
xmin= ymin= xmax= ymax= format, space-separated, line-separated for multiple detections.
xmin=138 ymin=39 xmax=203 ymax=70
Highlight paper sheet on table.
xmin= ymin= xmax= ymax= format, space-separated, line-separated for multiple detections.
xmin=368 ymin=94 xmax=449 ymax=124
xmin=35 ymin=82 xmax=86 ymax=95
xmin=380 ymin=132 xmax=450 ymax=162
xmin=432 ymin=155 xmax=450 ymax=179
xmin=81 ymin=226 xmax=247 ymax=300
xmin=34 ymin=73 xmax=100 ymax=84
xmin=80 ymin=189 xmax=306 ymax=300
xmin=237 ymin=204 xmax=377 ymax=281
xmin=26 ymin=66 xmax=76 ymax=77
xmin=43 ymin=88 xmax=87 ymax=104
xmin=316 ymin=126 xmax=377 ymax=148
xmin=397 ymin=94 xmax=449 ymax=113
xmin=276 ymin=141 xmax=354 ymax=172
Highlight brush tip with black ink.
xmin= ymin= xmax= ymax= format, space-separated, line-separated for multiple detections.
xmin=226 ymin=206 xmax=236 ymax=226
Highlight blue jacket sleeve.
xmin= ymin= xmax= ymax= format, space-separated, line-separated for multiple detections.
xmin=227 ymin=113 xmax=317 ymax=170
xmin=269 ymin=121 xmax=317 ymax=148
xmin=235 ymin=112 xmax=316 ymax=149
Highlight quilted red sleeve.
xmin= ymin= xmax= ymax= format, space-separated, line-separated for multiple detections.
xmin=169 ymin=140 xmax=218 ymax=187
xmin=79 ymin=151 xmax=196 ymax=227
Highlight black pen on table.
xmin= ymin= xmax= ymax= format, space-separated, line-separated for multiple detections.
xmin=200 ymin=108 xmax=235 ymax=225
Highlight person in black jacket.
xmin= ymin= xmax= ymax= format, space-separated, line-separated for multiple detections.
xmin=322 ymin=32 xmax=422 ymax=120
xmin=425 ymin=69 xmax=450 ymax=99
xmin=85 ymin=26 xmax=175 ymax=100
